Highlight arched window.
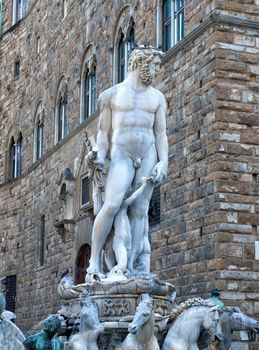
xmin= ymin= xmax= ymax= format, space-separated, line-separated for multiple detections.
xmin=55 ymin=77 xmax=68 ymax=143
xmin=12 ymin=0 xmax=28 ymax=24
xmin=113 ymin=6 xmax=135 ymax=83
xmin=158 ymin=0 xmax=185 ymax=51
xmin=58 ymin=96 xmax=68 ymax=141
xmin=33 ymin=102 xmax=44 ymax=162
xmin=17 ymin=134 xmax=22 ymax=177
xmin=117 ymin=27 xmax=135 ymax=83
xmin=10 ymin=137 xmax=16 ymax=179
xmin=9 ymin=133 xmax=23 ymax=179
xmin=75 ymin=244 xmax=91 ymax=284
xmin=84 ymin=66 xmax=96 ymax=119
xmin=80 ymin=52 xmax=97 ymax=122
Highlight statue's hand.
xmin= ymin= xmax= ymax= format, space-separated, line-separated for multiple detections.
xmin=151 ymin=161 xmax=167 ymax=183
xmin=86 ymin=149 xmax=105 ymax=170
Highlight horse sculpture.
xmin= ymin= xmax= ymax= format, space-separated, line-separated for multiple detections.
xmin=162 ymin=298 xmax=223 ymax=350
xmin=118 ymin=293 xmax=160 ymax=350
xmin=198 ymin=306 xmax=259 ymax=350
xmin=68 ymin=296 xmax=104 ymax=350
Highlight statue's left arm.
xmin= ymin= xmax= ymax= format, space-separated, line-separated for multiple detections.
xmin=152 ymin=93 xmax=168 ymax=183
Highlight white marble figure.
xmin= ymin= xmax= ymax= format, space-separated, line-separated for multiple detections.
xmin=162 ymin=299 xmax=223 ymax=350
xmin=86 ymin=47 xmax=168 ymax=278
xmin=68 ymin=296 xmax=103 ymax=350
xmin=0 ymin=292 xmax=25 ymax=350
xmin=109 ymin=176 xmax=152 ymax=279
xmin=118 ymin=294 xmax=160 ymax=350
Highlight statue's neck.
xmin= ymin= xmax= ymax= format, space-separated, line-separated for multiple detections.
xmin=135 ymin=315 xmax=154 ymax=346
xmin=125 ymin=70 xmax=147 ymax=91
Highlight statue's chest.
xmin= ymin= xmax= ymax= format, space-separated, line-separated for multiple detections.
xmin=111 ymin=90 xmax=158 ymax=113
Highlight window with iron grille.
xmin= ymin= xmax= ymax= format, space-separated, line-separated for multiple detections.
xmin=2 ymin=275 xmax=16 ymax=313
xmin=81 ymin=176 xmax=90 ymax=207
xmin=39 ymin=215 xmax=45 ymax=266
xmin=148 ymin=185 xmax=161 ymax=227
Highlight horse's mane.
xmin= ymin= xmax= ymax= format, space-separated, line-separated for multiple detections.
xmin=221 ymin=306 xmax=240 ymax=314
xmin=170 ymin=297 xmax=216 ymax=320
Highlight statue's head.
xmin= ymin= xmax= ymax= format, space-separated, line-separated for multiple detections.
xmin=128 ymin=46 xmax=164 ymax=85
xmin=0 ymin=292 xmax=6 ymax=315
xmin=43 ymin=315 xmax=61 ymax=335
xmin=211 ymin=288 xmax=221 ymax=297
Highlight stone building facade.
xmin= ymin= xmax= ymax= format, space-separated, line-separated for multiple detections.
xmin=0 ymin=0 xmax=259 ymax=347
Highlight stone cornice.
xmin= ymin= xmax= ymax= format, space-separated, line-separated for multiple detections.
xmin=163 ymin=13 xmax=259 ymax=64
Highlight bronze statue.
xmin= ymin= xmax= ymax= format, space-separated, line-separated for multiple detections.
xmin=23 ymin=314 xmax=63 ymax=350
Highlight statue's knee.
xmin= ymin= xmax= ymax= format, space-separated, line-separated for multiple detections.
xmin=104 ymin=202 xmax=121 ymax=216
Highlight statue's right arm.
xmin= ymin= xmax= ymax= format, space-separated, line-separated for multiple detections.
xmin=96 ymin=90 xmax=112 ymax=166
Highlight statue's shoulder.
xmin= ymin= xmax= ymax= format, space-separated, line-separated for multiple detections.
xmin=151 ymin=86 xmax=165 ymax=99
xmin=99 ymin=85 xmax=119 ymax=100
xmin=98 ymin=85 xmax=119 ymax=108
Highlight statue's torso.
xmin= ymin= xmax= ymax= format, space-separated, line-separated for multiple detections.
xmin=109 ymin=85 xmax=161 ymax=158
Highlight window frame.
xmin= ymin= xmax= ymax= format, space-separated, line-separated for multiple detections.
xmin=9 ymin=133 xmax=23 ymax=179
xmin=12 ymin=0 xmax=27 ymax=24
xmin=81 ymin=173 xmax=91 ymax=209
xmin=159 ymin=0 xmax=185 ymax=51
xmin=80 ymin=54 xmax=97 ymax=123
xmin=33 ymin=103 xmax=45 ymax=162
xmin=116 ymin=27 xmax=135 ymax=83
xmin=55 ymin=78 xmax=68 ymax=144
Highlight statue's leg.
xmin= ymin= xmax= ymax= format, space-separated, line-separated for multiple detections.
xmin=112 ymin=208 xmax=131 ymax=273
xmin=135 ymin=217 xmax=151 ymax=272
xmin=87 ymin=157 xmax=134 ymax=274
xmin=127 ymin=151 xmax=156 ymax=273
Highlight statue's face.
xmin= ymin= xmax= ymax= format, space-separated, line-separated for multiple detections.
xmin=140 ymin=55 xmax=161 ymax=85
xmin=148 ymin=56 xmax=161 ymax=80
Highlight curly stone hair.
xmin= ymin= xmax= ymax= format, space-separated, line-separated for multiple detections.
xmin=128 ymin=47 xmax=164 ymax=72
xmin=128 ymin=47 xmax=164 ymax=84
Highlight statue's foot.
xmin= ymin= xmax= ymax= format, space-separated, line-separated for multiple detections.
xmin=105 ymin=267 xmax=127 ymax=282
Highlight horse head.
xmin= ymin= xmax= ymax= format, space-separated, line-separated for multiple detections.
xmin=80 ymin=296 xmax=103 ymax=332
xmin=229 ymin=310 xmax=259 ymax=341
xmin=202 ymin=306 xmax=223 ymax=342
xmin=128 ymin=294 xmax=153 ymax=334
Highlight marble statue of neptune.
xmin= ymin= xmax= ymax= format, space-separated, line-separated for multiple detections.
xmin=87 ymin=47 xmax=168 ymax=278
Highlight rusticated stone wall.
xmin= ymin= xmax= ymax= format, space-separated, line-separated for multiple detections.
xmin=0 ymin=1 xmax=259 ymax=347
